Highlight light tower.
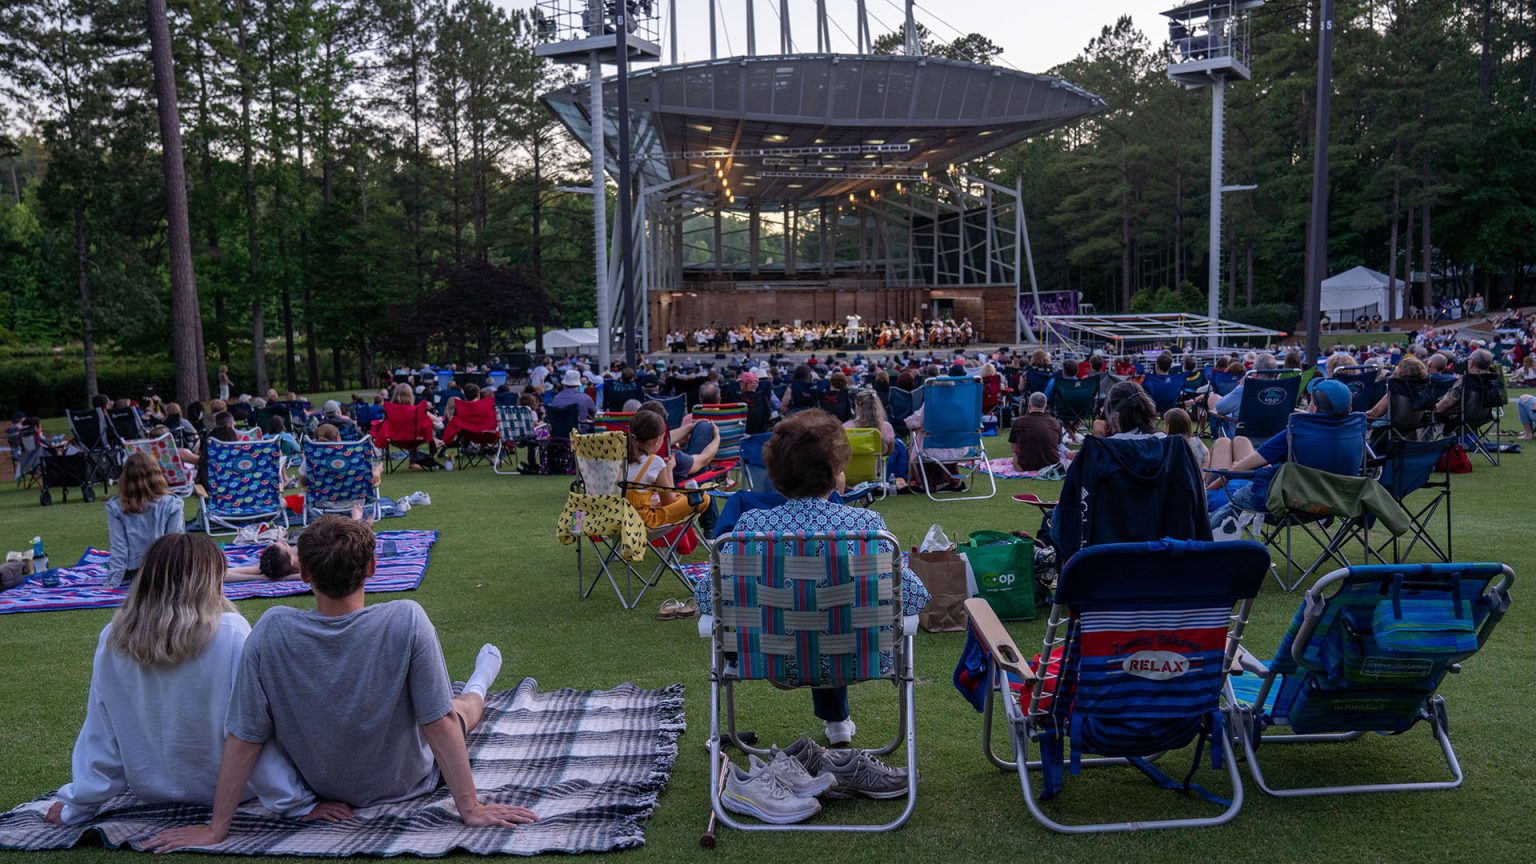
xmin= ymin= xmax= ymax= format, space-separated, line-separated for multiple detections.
xmin=1163 ymin=0 xmax=1263 ymax=350
xmin=535 ymin=1 xmax=662 ymax=369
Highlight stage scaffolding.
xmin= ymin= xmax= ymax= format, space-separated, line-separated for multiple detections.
xmin=1036 ymin=313 xmax=1282 ymax=354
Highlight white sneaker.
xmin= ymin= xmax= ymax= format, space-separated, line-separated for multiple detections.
xmin=747 ymin=752 xmax=835 ymax=797
xmin=720 ymin=764 xmax=821 ymax=824
xmin=408 ymin=491 xmax=431 ymax=506
xmin=824 ymin=718 xmax=857 ymax=746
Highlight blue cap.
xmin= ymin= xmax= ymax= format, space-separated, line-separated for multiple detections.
xmin=1310 ymin=379 xmax=1352 ymax=416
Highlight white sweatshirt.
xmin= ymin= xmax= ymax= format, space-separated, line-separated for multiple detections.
xmin=55 ymin=612 xmax=315 ymax=824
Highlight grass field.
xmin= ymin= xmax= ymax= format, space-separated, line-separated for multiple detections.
xmin=1 ymin=414 xmax=1532 ymax=864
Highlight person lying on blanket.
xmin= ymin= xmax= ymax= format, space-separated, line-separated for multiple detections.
xmin=146 ymin=517 xmax=536 ymax=852
xmin=45 ymin=534 xmax=347 ymax=826
xmin=224 ymin=506 xmax=374 ymax=584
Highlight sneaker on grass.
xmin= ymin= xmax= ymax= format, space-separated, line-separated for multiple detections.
xmin=778 ymin=738 xmax=838 ymax=777
xmin=748 ymin=752 xmax=835 ymax=798
xmin=721 ymin=764 xmax=821 ymax=824
xmin=824 ymin=750 xmax=910 ymax=800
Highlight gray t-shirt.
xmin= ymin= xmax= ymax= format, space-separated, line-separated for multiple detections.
xmin=227 ymin=600 xmax=455 ymax=807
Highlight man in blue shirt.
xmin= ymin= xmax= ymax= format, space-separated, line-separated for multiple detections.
xmin=550 ymin=369 xmax=596 ymax=425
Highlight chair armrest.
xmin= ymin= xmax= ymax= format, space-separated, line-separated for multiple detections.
xmin=963 ymin=598 xmax=1036 ymax=683
xmin=902 ymin=614 xmax=917 ymax=637
xmin=1230 ymin=643 xmax=1268 ymax=675
xmin=697 ymin=613 xmax=713 ymax=639
xmin=1202 ymin=468 xmax=1257 ymax=481
xmin=194 ymin=484 xmax=208 ymax=500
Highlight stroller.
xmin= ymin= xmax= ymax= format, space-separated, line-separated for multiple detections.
xmin=37 ymin=447 xmax=97 ymax=506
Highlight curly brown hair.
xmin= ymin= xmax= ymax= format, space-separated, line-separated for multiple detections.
xmin=764 ymin=410 xmax=850 ymax=498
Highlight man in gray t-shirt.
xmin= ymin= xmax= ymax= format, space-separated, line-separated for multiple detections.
xmin=147 ymin=517 xmax=536 ymax=852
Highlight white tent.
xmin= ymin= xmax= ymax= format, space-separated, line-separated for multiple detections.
xmin=1321 ymin=266 xmax=1406 ymax=322
xmin=525 ymin=328 xmax=601 ymax=356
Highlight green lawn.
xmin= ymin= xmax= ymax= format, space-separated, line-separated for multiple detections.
xmin=1 ymin=420 xmax=1532 ymax=863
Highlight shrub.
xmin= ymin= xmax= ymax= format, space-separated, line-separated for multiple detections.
xmin=0 ymin=355 xmax=179 ymax=418
xmin=1225 ymin=303 xmax=1299 ymax=335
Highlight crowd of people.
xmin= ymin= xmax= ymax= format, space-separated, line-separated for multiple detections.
xmin=664 ymin=318 xmax=979 ymax=353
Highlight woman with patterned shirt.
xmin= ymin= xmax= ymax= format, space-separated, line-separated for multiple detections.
xmin=694 ymin=410 xmax=929 ymax=746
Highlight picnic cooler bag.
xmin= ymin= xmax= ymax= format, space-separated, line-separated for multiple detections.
xmin=960 ymin=530 xmax=1036 ymax=621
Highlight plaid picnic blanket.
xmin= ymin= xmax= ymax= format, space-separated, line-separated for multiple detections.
xmin=0 ymin=678 xmax=685 ymax=857
xmin=0 ymin=530 xmax=437 ymax=615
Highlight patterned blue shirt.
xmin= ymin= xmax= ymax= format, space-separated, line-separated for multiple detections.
xmin=693 ymin=496 xmax=930 ymax=618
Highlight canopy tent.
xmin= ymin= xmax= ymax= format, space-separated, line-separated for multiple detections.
xmin=1321 ymin=266 xmax=1406 ymax=322
xmin=526 ymin=328 xmax=601 ymax=356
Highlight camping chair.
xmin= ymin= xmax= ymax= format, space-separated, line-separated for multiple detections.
xmin=196 ymin=437 xmax=288 ymax=536
xmin=534 ymin=403 xmax=583 ymax=476
xmin=1331 ymin=366 xmax=1387 ymax=416
xmin=1142 ymin=371 xmax=1185 ymax=415
xmin=300 ymin=437 xmax=381 ymax=524
xmin=492 ymin=404 xmax=541 ymax=475
xmin=888 ymin=387 xmax=922 ymax=438
xmin=914 ymin=375 xmax=995 ymax=502
xmin=1204 ymin=368 xmax=1244 ymax=438
xmin=1226 ymin=562 xmax=1513 ymax=796
xmin=11 ymin=427 xmax=45 ymax=488
xmin=443 ymin=397 xmax=499 ymax=469
xmin=1226 ymin=370 xmax=1302 ymax=446
xmin=738 ymin=432 xmax=771 ymax=492
xmin=66 ymin=408 xmax=117 ymax=495
xmin=1211 ymin=411 xmax=1391 ymax=591
xmin=121 ymin=433 xmax=195 ymax=498
xmin=843 ymin=427 xmax=888 ymax=503
xmin=655 ymin=393 xmax=686 ymax=429
xmin=372 ymin=400 xmax=435 ymax=473
xmin=787 ymin=379 xmax=826 ymax=414
xmin=967 ymin=540 xmax=1270 ymax=833
xmin=1048 ymin=374 xmax=1099 ymax=436
xmin=1381 ymin=377 xmax=1436 ymax=443
xmin=1048 ymin=435 xmax=1212 ymax=562
xmin=706 ymin=529 xmax=917 ymax=833
xmin=105 ymin=407 xmax=147 ymax=445
xmin=818 ymin=388 xmax=853 ymax=421
xmin=1450 ymin=372 xmax=1505 ymax=466
xmin=564 ymin=431 xmax=706 ymax=610
xmin=592 ymin=412 xmax=635 ymax=433
xmin=603 ymin=378 xmax=643 ymax=413
xmin=1024 ymin=367 xmax=1055 ymax=398
xmin=693 ymin=403 xmax=748 ymax=485
xmin=1362 ymin=437 xmax=1456 ymax=565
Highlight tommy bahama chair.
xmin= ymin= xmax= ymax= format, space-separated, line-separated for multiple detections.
xmin=121 ymin=433 xmax=195 ymax=498
xmin=300 ymin=437 xmax=380 ymax=524
xmin=196 ymin=437 xmax=288 ymax=536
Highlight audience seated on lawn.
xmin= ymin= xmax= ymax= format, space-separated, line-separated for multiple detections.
xmin=1207 ymin=351 xmax=1279 ymax=421
xmin=691 ymin=410 xmax=929 ymax=745
xmin=624 ymin=411 xmax=709 ymax=529
xmin=1435 ymin=348 xmax=1497 ymax=415
xmin=551 ymin=369 xmax=596 ymax=425
xmin=46 ymin=534 xmax=326 ymax=826
xmin=145 ymin=516 xmax=537 ymax=852
xmin=1366 ymin=356 xmax=1427 ymax=420
xmin=1009 ymin=392 xmax=1062 ymax=472
xmin=1164 ymin=407 xmax=1207 ymax=465
xmin=1094 ymin=380 xmax=1165 ymax=440
xmin=104 ymin=451 xmax=186 ymax=589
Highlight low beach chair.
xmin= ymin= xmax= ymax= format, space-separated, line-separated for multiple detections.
xmin=300 ymin=437 xmax=380 ymax=524
xmin=967 ymin=539 xmax=1270 ymax=833
xmin=706 ymin=529 xmax=917 ymax=833
xmin=197 ymin=437 xmax=288 ymax=536
xmin=121 ymin=433 xmax=195 ymax=498
xmin=1226 ymin=562 xmax=1514 ymax=796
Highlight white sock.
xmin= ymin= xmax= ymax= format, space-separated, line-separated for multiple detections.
xmin=464 ymin=644 xmax=502 ymax=700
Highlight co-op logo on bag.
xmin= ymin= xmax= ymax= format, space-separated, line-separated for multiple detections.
xmin=1123 ymin=650 xmax=1191 ymax=680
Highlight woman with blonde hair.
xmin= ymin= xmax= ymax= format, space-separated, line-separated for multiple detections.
xmin=46 ymin=534 xmax=340 ymax=826
xmin=843 ymin=389 xmax=895 ymax=455
xmin=105 ymin=451 xmax=186 ymax=588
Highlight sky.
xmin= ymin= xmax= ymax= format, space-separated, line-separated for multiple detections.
xmin=496 ymin=1 xmax=1157 ymax=73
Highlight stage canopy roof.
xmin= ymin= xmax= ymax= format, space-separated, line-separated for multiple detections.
xmin=541 ymin=54 xmax=1104 ymax=206
xmin=1037 ymin=313 xmax=1284 ymax=352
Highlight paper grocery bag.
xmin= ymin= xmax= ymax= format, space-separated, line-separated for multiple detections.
xmin=910 ymin=546 xmax=970 ymax=632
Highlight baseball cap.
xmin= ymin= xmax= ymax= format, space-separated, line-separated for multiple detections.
xmin=738 ymin=371 xmax=759 ymax=388
xmin=1310 ymin=379 xmax=1352 ymax=416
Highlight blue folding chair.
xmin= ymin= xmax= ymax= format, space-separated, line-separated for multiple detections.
xmin=654 ymin=393 xmax=686 ymax=430
xmin=1229 ymin=370 xmax=1302 ymax=446
xmin=1369 ymin=437 xmax=1456 ymax=564
xmin=1227 ymin=562 xmax=1514 ymax=796
xmin=967 ymin=540 xmax=1271 ymax=833
xmin=198 ymin=437 xmax=288 ymax=536
xmin=914 ymin=375 xmax=995 ymax=502
xmin=738 ymin=432 xmax=772 ymax=492
xmin=1205 ymin=368 xmax=1244 ymax=438
xmin=300 ymin=437 xmax=380 ymax=524
xmin=1331 ymin=366 xmax=1387 ymax=415
xmin=1142 ymin=371 xmax=1185 ymax=415
xmin=1024 ymin=367 xmax=1055 ymax=397
xmin=888 ymin=386 xmax=923 ymax=438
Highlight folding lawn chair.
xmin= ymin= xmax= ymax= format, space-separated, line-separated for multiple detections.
xmin=656 ymin=393 xmax=686 ymax=429
xmin=1366 ymin=436 xmax=1456 ymax=564
xmin=843 ymin=427 xmax=887 ymax=504
xmin=1381 ymin=377 xmax=1436 ymax=442
xmin=1226 ymin=562 xmax=1514 ymax=796
xmin=1142 ymin=371 xmax=1185 ymax=415
xmin=121 ymin=433 xmax=195 ymax=498
xmin=492 ymin=404 xmax=540 ymax=475
xmin=197 ymin=437 xmax=288 ymax=536
xmin=1204 ymin=368 xmax=1243 ymax=438
xmin=966 ymin=539 xmax=1270 ymax=833
xmin=738 ymin=432 xmax=771 ymax=492
xmin=1024 ymin=367 xmax=1055 ymax=397
xmin=538 ymin=403 xmax=582 ymax=475
xmin=300 ymin=437 xmax=381 ymax=524
xmin=105 ymin=407 xmax=147 ymax=445
xmin=603 ymin=378 xmax=643 ymax=413
xmin=818 ymin=387 xmax=853 ymax=421
xmin=1208 ymin=411 xmax=1386 ymax=591
xmin=1226 ymin=370 xmax=1302 ymax=446
xmin=887 ymin=387 xmax=922 ymax=438
xmin=562 ymin=431 xmax=706 ymax=610
xmin=1331 ymin=366 xmax=1387 ymax=415
xmin=1449 ymin=371 xmax=1505 ymax=466
xmin=913 ymin=375 xmax=995 ymax=502
xmin=371 ymin=400 xmax=435 ymax=473
xmin=706 ymin=529 xmax=917 ymax=833
xmin=1048 ymin=374 xmax=1099 ymax=434
xmin=692 ymin=403 xmax=748 ymax=462
xmin=66 ymin=408 xmax=117 ymax=495
xmin=443 ymin=397 xmax=499 ymax=469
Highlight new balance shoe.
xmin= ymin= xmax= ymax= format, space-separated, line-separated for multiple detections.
xmin=824 ymin=717 xmax=856 ymax=746
xmin=748 ymin=752 xmax=835 ymax=798
xmin=720 ymin=764 xmax=821 ymax=824
xmin=824 ymin=750 xmax=910 ymax=800
xmin=778 ymin=737 xmax=838 ymax=777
